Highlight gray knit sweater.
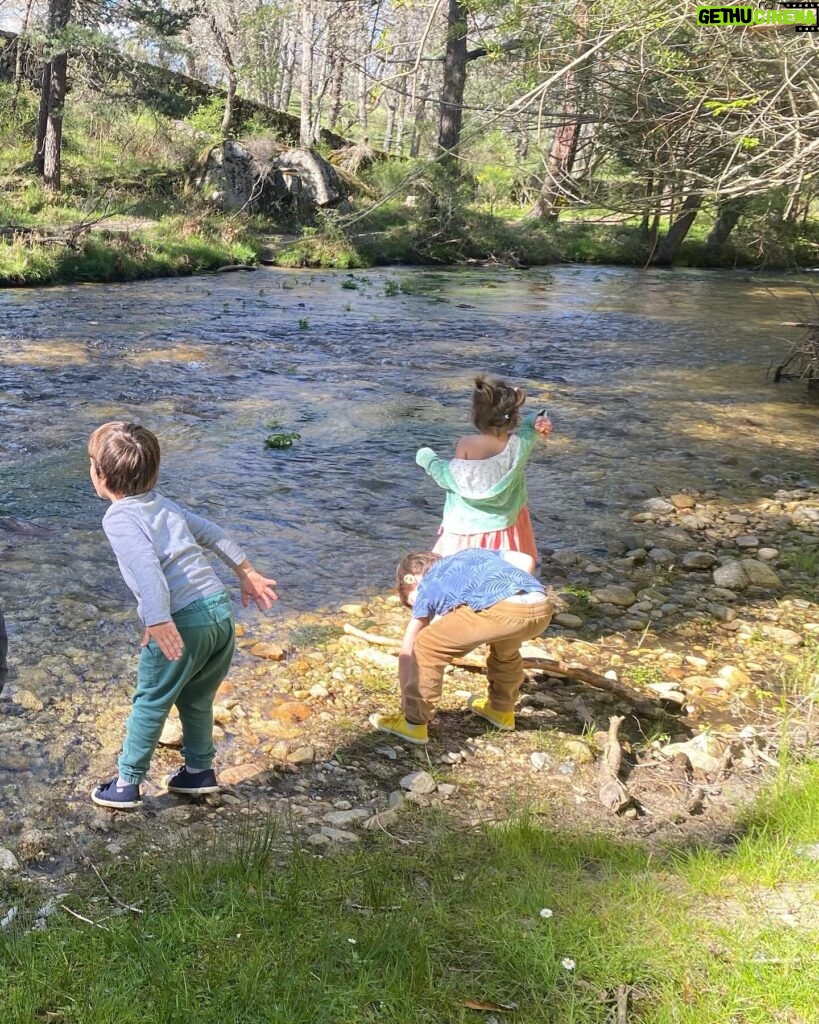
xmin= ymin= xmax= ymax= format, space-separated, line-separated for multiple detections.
xmin=102 ymin=491 xmax=247 ymax=626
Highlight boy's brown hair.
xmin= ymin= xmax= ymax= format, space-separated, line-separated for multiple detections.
xmin=471 ymin=374 xmax=526 ymax=434
xmin=88 ymin=421 xmax=160 ymax=497
xmin=395 ymin=552 xmax=441 ymax=607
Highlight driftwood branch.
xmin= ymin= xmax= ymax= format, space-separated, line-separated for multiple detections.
xmin=598 ymin=715 xmax=633 ymax=814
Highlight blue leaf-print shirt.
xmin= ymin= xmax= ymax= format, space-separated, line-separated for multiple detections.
xmin=413 ymin=549 xmax=545 ymax=620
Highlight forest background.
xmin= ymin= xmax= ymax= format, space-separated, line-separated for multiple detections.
xmin=0 ymin=0 xmax=818 ymax=284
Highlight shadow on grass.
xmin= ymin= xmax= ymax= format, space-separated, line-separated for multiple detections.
xmin=2 ymin=762 xmax=817 ymax=1024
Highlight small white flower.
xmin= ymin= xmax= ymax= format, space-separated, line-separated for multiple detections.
xmin=539 ymin=908 xmax=553 ymax=919
xmin=561 ymin=957 xmax=575 ymax=971
xmin=348 ymin=938 xmax=357 ymax=944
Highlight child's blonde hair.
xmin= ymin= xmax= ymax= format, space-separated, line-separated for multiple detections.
xmin=471 ymin=375 xmax=526 ymax=434
xmin=88 ymin=421 xmax=160 ymax=496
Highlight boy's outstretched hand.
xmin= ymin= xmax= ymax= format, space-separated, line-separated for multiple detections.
xmin=142 ymin=621 xmax=185 ymax=661
xmin=240 ymin=567 xmax=279 ymax=610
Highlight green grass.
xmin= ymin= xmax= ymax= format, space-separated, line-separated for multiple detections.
xmin=781 ymin=546 xmax=819 ymax=578
xmin=2 ymin=81 xmax=819 ymax=284
xmin=2 ymin=761 xmax=818 ymax=1023
xmin=559 ymin=585 xmax=597 ymax=619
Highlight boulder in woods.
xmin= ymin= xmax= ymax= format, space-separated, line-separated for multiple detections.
xmin=194 ymin=139 xmax=350 ymax=216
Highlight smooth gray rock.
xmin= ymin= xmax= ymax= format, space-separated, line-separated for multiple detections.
xmin=713 ymin=559 xmax=782 ymax=591
xmin=593 ymin=585 xmax=637 ymax=607
xmin=681 ymin=551 xmax=717 ymax=570
xmin=399 ymin=770 xmax=436 ymax=794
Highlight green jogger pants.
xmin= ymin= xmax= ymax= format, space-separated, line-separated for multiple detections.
xmin=118 ymin=591 xmax=235 ymax=785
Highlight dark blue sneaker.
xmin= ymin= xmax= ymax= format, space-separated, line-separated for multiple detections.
xmin=166 ymin=766 xmax=219 ymax=796
xmin=91 ymin=777 xmax=141 ymax=809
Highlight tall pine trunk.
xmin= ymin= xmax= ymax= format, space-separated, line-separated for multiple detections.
xmin=43 ymin=51 xmax=67 ymax=190
xmin=437 ymin=0 xmax=468 ymax=166
xmin=34 ymin=61 xmax=51 ymax=173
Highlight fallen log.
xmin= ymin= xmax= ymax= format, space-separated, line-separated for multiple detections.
xmin=343 ymin=623 xmax=660 ymax=713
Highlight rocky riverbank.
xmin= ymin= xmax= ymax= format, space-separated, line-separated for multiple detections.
xmin=1 ymin=481 xmax=817 ymax=893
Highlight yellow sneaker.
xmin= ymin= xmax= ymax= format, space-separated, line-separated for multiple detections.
xmin=368 ymin=712 xmax=428 ymax=746
xmin=467 ymin=695 xmax=515 ymax=731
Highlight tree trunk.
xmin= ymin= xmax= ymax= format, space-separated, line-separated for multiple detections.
xmin=208 ymin=15 xmax=238 ymax=137
xmin=34 ymin=60 xmax=51 ymax=173
xmin=528 ymin=110 xmax=582 ymax=220
xmin=11 ymin=0 xmax=35 ymax=117
xmin=299 ymin=0 xmax=315 ymax=148
xmin=528 ymin=3 xmax=587 ymax=220
xmin=278 ymin=26 xmax=297 ymax=112
xmin=652 ymin=193 xmax=703 ymax=266
xmin=394 ymin=86 xmax=407 ymax=155
xmin=706 ymin=198 xmax=747 ymax=247
xmin=437 ymin=0 xmax=468 ymax=165
xmin=409 ymin=66 xmax=429 ymax=158
xmin=43 ymin=50 xmax=67 ymax=190
xmin=640 ymin=173 xmax=654 ymax=237
xmin=357 ymin=66 xmax=368 ymax=135
xmin=383 ymin=95 xmax=397 ymax=152
xmin=183 ymin=31 xmax=197 ymax=79
xmin=36 ymin=0 xmax=73 ymax=185
xmin=327 ymin=55 xmax=344 ymax=130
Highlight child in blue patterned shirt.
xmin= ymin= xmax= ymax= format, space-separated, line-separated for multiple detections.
xmin=369 ymin=548 xmax=552 ymax=745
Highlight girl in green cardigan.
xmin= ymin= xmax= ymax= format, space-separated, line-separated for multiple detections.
xmin=416 ymin=376 xmax=552 ymax=573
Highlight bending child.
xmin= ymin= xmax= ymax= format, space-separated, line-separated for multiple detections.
xmin=369 ymin=547 xmax=553 ymax=745
xmin=417 ymin=375 xmax=552 ymax=574
xmin=88 ymin=421 xmax=277 ymax=809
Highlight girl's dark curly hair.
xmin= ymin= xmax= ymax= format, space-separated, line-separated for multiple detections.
xmin=471 ymin=375 xmax=526 ymax=434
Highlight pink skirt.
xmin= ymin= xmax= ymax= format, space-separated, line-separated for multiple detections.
xmin=432 ymin=506 xmax=538 ymax=561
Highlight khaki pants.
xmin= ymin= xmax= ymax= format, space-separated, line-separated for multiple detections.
xmin=402 ymin=596 xmax=553 ymax=724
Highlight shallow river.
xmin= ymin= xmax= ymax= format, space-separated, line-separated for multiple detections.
xmin=1 ymin=264 xmax=817 ymax=828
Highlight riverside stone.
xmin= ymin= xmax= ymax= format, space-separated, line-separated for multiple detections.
xmin=643 ymin=498 xmax=676 ymax=513
xmin=250 ymin=642 xmax=287 ymax=661
xmin=400 ymin=771 xmax=437 ymax=794
xmin=670 ymin=493 xmax=697 ymax=509
xmin=681 ymin=551 xmax=717 ymax=570
xmin=319 ymin=827 xmax=358 ymax=843
xmin=553 ymin=613 xmax=584 ymax=629
xmin=324 ymin=808 xmax=370 ymax=827
xmin=713 ymin=559 xmax=782 ymax=591
xmin=593 ymin=585 xmax=637 ymax=607
xmin=288 ymin=744 xmax=316 ymax=764
xmin=0 ymin=848 xmax=20 ymax=871
xmin=718 ymin=665 xmax=752 ymax=690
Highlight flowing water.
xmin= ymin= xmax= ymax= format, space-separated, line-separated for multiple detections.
xmin=1 ymin=264 xmax=817 ymax=830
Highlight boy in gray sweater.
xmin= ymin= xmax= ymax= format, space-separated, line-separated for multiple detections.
xmin=88 ymin=422 xmax=277 ymax=809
